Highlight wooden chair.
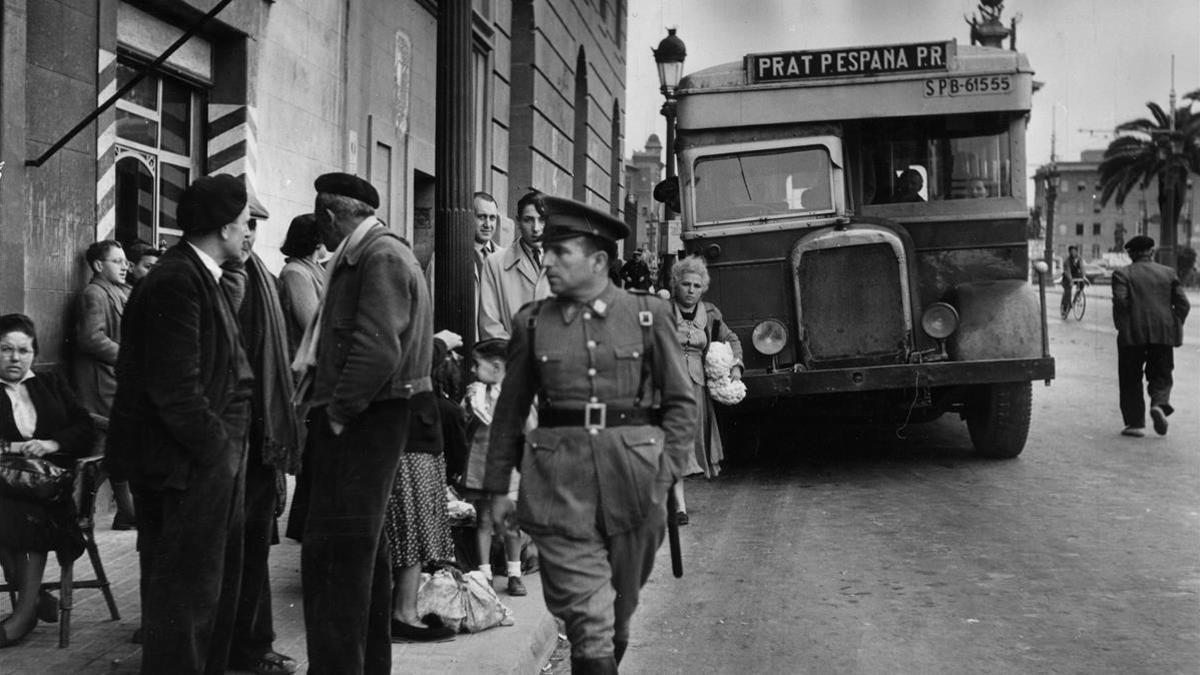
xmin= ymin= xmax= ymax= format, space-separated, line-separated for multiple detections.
xmin=1 ymin=455 xmax=121 ymax=647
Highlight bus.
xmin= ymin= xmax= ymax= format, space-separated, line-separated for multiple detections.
xmin=666 ymin=40 xmax=1054 ymax=457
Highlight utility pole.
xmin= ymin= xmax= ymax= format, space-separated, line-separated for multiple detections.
xmin=1043 ymin=107 xmax=1059 ymax=272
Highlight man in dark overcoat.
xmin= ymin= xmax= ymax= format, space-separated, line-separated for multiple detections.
xmin=107 ymin=174 xmax=254 ymax=675
xmin=484 ymin=196 xmax=696 ymax=674
xmin=294 ymin=173 xmax=434 ymax=674
xmin=1112 ymin=235 xmax=1190 ymax=437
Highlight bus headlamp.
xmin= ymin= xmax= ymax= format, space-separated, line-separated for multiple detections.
xmin=751 ymin=319 xmax=788 ymax=356
xmin=921 ymin=303 xmax=959 ymax=340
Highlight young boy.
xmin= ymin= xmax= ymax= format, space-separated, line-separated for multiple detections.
xmin=459 ymin=338 xmax=526 ymax=596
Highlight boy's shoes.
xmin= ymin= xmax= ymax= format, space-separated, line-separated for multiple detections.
xmin=37 ymin=591 xmax=58 ymax=623
xmin=1121 ymin=426 xmax=1146 ymax=438
xmin=506 ymin=575 xmax=528 ymax=596
xmin=1150 ymin=406 xmax=1168 ymax=435
xmin=228 ymin=650 xmax=298 ymax=675
xmin=391 ymin=619 xmax=456 ymax=642
xmin=112 ymin=515 xmax=136 ymax=531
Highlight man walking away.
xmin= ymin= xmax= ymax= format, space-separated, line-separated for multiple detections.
xmin=484 ymin=196 xmax=696 ymax=673
xmin=295 ymin=173 xmax=434 ymax=674
xmin=107 ymin=174 xmax=254 ymax=675
xmin=1112 ymin=235 xmax=1190 ymax=437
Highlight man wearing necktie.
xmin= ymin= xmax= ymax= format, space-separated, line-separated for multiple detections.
xmin=478 ymin=190 xmax=553 ymax=340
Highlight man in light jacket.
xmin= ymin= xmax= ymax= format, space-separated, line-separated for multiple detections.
xmin=478 ymin=190 xmax=552 ymax=339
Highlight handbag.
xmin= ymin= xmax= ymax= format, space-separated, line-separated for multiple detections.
xmin=0 ymin=454 xmax=73 ymax=503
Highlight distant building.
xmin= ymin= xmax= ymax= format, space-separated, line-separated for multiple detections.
xmin=623 ymin=134 xmax=664 ymax=255
xmin=1033 ymin=149 xmax=1197 ymax=261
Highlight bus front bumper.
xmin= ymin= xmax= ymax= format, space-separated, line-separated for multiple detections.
xmin=743 ymin=357 xmax=1056 ymax=397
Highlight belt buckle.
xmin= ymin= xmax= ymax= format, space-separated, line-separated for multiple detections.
xmin=584 ymin=402 xmax=607 ymax=431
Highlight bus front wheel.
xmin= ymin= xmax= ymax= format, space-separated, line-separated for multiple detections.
xmin=965 ymin=382 xmax=1032 ymax=459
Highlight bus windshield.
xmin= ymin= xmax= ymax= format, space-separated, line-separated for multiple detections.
xmin=694 ymin=146 xmax=834 ymax=224
xmin=860 ymin=113 xmax=1013 ymax=205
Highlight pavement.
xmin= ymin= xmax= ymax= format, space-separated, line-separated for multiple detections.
xmin=1 ymin=480 xmax=559 ymax=674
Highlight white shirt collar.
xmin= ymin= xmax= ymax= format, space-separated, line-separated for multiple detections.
xmin=186 ymin=241 xmax=223 ymax=281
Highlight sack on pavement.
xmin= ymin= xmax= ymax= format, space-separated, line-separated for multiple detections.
xmin=417 ymin=564 xmax=513 ymax=634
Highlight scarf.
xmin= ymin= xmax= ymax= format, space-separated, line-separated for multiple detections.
xmin=291 ymin=216 xmax=379 ymax=401
xmin=241 ymin=253 xmax=301 ymax=473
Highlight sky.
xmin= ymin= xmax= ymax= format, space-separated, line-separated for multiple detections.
xmin=625 ymin=0 xmax=1200 ymax=201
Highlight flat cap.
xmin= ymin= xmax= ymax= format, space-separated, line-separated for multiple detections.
xmin=541 ymin=195 xmax=630 ymax=244
xmin=1124 ymin=235 xmax=1155 ymax=252
xmin=247 ymin=190 xmax=270 ymax=219
xmin=314 ymin=172 xmax=380 ymax=209
xmin=177 ymin=174 xmax=248 ymax=234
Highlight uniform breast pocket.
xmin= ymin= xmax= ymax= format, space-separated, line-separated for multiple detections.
xmin=534 ymin=348 xmax=568 ymax=389
xmin=612 ymin=341 xmax=644 ymax=397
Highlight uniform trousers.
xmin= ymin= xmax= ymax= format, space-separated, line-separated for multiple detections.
xmin=532 ymin=502 xmax=667 ymax=659
xmin=133 ymin=440 xmax=247 ymax=675
xmin=302 ymin=399 xmax=410 ymax=675
xmin=230 ymin=448 xmax=279 ymax=663
xmin=1118 ymin=343 xmax=1175 ymax=427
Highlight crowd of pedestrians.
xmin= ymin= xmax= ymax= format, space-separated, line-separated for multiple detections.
xmin=0 ymin=168 xmax=730 ymax=674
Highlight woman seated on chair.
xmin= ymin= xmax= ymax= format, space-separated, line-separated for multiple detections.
xmin=0 ymin=313 xmax=96 ymax=647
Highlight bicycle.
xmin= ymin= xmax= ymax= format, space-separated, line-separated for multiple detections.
xmin=1060 ymin=278 xmax=1087 ymax=321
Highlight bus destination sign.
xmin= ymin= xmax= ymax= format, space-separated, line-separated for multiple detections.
xmin=747 ymin=41 xmax=953 ymax=83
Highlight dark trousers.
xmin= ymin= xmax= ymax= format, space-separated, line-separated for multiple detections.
xmin=230 ymin=454 xmax=279 ymax=663
xmin=133 ymin=445 xmax=247 ymax=675
xmin=532 ymin=503 xmax=667 ymax=660
xmin=302 ymin=399 xmax=410 ymax=675
xmin=1118 ymin=343 xmax=1175 ymax=427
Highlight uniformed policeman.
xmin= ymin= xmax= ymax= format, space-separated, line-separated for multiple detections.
xmin=484 ymin=196 xmax=697 ymax=674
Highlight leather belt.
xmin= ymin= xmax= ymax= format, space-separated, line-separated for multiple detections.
xmin=538 ymin=404 xmax=661 ymax=430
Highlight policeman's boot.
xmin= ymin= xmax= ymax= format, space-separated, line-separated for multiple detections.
xmin=613 ymin=639 xmax=628 ymax=665
xmin=570 ymin=656 xmax=619 ymax=674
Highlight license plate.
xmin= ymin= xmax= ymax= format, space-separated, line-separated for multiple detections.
xmin=923 ymin=75 xmax=1012 ymax=97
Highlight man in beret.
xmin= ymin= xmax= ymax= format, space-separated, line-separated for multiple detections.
xmin=219 ymin=196 xmax=301 ymax=674
xmin=1111 ymin=235 xmax=1190 ymax=437
xmin=484 ymin=195 xmax=696 ymax=673
xmin=293 ymin=172 xmax=434 ymax=673
xmin=478 ymin=189 xmax=552 ymax=340
xmin=107 ymin=173 xmax=255 ymax=674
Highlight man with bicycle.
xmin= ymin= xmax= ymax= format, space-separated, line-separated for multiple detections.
xmin=1061 ymin=245 xmax=1086 ymax=318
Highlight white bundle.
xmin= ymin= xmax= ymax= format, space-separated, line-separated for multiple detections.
xmin=704 ymin=341 xmax=746 ymax=405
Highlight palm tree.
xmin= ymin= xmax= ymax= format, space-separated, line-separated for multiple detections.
xmin=1098 ymin=89 xmax=1200 ymax=268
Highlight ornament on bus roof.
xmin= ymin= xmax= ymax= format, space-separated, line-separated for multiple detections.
xmin=965 ymin=1 xmax=1021 ymax=51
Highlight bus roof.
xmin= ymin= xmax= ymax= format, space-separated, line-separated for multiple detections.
xmin=676 ymin=42 xmax=1034 ymax=129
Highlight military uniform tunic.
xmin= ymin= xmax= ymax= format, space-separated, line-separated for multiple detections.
xmin=484 ymin=281 xmax=696 ymax=660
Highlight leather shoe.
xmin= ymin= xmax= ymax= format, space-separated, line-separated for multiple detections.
xmin=130 ymin=627 xmax=144 ymax=644
xmin=1150 ymin=406 xmax=1168 ymax=436
xmin=112 ymin=516 xmax=136 ymax=531
xmin=1121 ymin=426 xmax=1146 ymax=438
xmin=391 ymin=618 xmax=456 ymax=642
xmin=228 ymin=650 xmax=298 ymax=674
xmin=37 ymin=590 xmax=58 ymax=624
xmin=506 ymin=575 xmax=527 ymax=596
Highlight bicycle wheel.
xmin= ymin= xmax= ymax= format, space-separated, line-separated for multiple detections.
xmin=1072 ymin=286 xmax=1086 ymax=320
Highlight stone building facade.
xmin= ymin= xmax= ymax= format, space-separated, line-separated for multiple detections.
xmin=0 ymin=0 xmax=627 ymax=365
xmin=1033 ymin=149 xmax=1197 ymax=261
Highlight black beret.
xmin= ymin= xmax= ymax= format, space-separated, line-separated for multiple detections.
xmin=1124 ymin=235 xmax=1155 ymax=252
xmin=541 ymin=195 xmax=630 ymax=244
xmin=314 ymin=172 xmax=380 ymax=209
xmin=177 ymin=174 xmax=248 ymax=234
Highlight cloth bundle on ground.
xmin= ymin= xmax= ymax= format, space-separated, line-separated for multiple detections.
xmin=417 ymin=564 xmax=513 ymax=633
xmin=704 ymin=341 xmax=747 ymax=405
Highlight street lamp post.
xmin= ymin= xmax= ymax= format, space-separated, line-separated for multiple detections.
xmin=654 ymin=28 xmax=686 ymax=280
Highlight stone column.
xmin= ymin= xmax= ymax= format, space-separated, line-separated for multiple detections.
xmin=434 ymin=0 xmax=475 ymax=341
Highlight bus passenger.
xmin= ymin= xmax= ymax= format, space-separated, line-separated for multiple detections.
xmin=892 ymin=168 xmax=925 ymax=202
xmin=968 ymin=177 xmax=989 ymax=198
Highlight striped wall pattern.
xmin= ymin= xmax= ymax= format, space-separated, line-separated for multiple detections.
xmin=207 ymin=104 xmax=257 ymax=188
xmin=95 ymin=48 xmax=118 ymax=241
